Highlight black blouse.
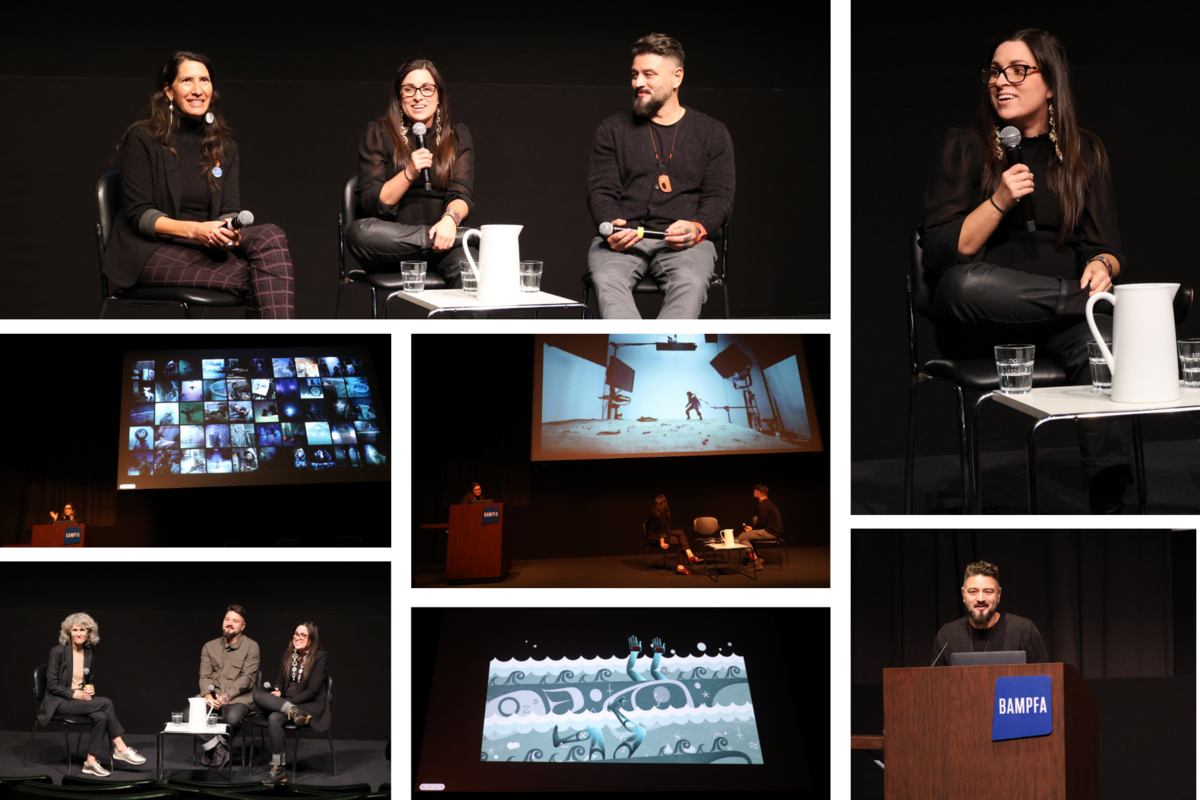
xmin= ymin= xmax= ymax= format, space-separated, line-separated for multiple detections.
xmin=918 ymin=128 xmax=1124 ymax=288
xmin=354 ymin=121 xmax=475 ymax=224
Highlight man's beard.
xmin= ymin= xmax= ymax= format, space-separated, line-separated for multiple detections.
xmin=633 ymin=91 xmax=666 ymax=119
xmin=969 ymin=605 xmax=994 ymax=626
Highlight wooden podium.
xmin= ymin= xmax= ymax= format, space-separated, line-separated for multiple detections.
xmin=447 ymin=503 xmax=510 ymax=582
xmin=27 ymin=524 xmax=86 ymax=547
xmin=878 ymin=663 xmax=1099 ymax=799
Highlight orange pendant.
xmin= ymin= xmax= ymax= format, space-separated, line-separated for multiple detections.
xmin=658 ymin=175 xmax=672 ymax=193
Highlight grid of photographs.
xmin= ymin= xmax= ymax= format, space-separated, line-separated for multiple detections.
xmin=123 ymin=355 xmax=385 ymax=477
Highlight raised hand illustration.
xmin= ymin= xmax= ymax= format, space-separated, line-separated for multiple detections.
xmin=650 ymin=637 xmax=666 ymax=681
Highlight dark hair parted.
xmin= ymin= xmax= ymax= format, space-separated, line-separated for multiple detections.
xmin=754 ymin=484 xmax=769 ymax=496
xmin=118 ymin=51 xmax=233 ymax=191
xmin=633 ymin=33 xmax=685 ymax=67
xmin=380 ymin=59 xmax=459 ymax=189
xmin=278 ymin=621 xmax=323 ymax=687
xmin=651 ymin=493 xmax=670 ymax=519
xmin=963 ymin=560 xmax=1000 ymax=585
xmin=971 ymin=29 xmax=1108 ymax=245
xmin=227 ymin=604 xmax=248 ymax=621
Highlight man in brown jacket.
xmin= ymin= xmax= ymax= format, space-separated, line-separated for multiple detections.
xmin=186 ymin=604 xmax=260 ymax=769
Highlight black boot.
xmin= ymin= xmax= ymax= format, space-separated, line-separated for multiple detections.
xmin=262 ymin=762 xmax=288 ymax=785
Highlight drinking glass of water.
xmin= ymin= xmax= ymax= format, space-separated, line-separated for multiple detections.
xmin=519 ymin=261 xmax=543 ymax=293
xmin=1179 ymin=339 xmax=1200 ymax=388
xmin=994 ymin=344 xmax=1035 ymax=394
xmin=401 ymin=261 xmax=426 ymax=294
xmin=1087 ymin=340 xmax=1112 ymax=395
xmin=459 ymin=262 xmax=477 ymax=295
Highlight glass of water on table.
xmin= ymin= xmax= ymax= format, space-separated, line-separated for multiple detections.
xmin=1179 ymin=339 xmax=1200 ymax=388
xmin=459 ymin=261 xmax=477 ymax=294
xmin=519 ymin=261 xmax=543 ymax=292
xmin=1087 ymin=340 xmax=1112 ymax=395
xmin=994 ymin=344 xmax=1035 ymax=394
xmin=401 ymin=261 xmax=426 ymax=294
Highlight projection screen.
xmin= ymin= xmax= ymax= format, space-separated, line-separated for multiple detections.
xmin=119 ymin=347 xmax=388 ymax=489
xmin=532 ymin=334 xmax=822 ymax=461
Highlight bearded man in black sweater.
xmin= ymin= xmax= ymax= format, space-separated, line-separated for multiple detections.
xmin=586 ymin=33 xmax=735 ymax=319
xmin=931 ymin=560 xmax=1049 ymax=666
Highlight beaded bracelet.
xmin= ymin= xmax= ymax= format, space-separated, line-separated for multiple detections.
xmin=1087 ymin=255 xmax=1113 ymax=280
xmin=442 ymin=209 xmax=462 ymax=226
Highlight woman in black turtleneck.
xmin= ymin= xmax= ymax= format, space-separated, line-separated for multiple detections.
xmin=918 ymin=29 xmax=1138 ymax=513
xmin=347 ymin=58 xmax=478 ymax=287
xmin=103 ymin=51 xmax=295 ymax=318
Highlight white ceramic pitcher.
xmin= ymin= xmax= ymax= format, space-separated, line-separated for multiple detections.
xmin=1085 ymin=283 xmax=1180 ymax=404
xmin=462 ymin=225 xmax=523 ymax=303
xmin=187 ymin=697 xmax=210 ymax=730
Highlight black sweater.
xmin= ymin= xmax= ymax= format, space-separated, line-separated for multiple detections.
xmin=931 ymin=612 xmax=1050 ymax=666
xmin=355 ymin=121 xmax=475 ymax=224
xmin=587 ymin=107 xmax=734 ymax=235
xmin=918 ymin=128 xmax=1123 ymax=290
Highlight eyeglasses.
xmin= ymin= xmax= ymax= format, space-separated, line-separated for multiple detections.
xmin=982 ymin=65 xmax=1040 ymax=85
xmin=400 ymin=84 xmax=437 ymax=98
xmin=294 ymin=632 xmax=310 ymax=639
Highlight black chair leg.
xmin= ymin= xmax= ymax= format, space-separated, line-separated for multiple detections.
xmin=181 ymin=302 xmax=192 ymax=319
xmin=370 ymin=286 xmax=379 ymax=320
xmin=290 ymin=729 xmax=300 ymax=784
xmin=327 ymin=729 xmax=337 ymax=776
xmin=955 ymin=385 xmax=970 ymax=515
xmin=64 ymin=728 xmax=71 ymax=773
xmin=335 ymin=281 xmax=345 ymax=319
xmin=1133 ymin=418 xmax=1148 ymax=514
xmin=721 ymin=280 xmax=730 ymax=320
xmin=903 ymin=379 xmax=918 ymax=514
xmin=99 ymin=298 xmax=110 ymax=319
xmin=26 ymin=722 xmax=37 ymax=767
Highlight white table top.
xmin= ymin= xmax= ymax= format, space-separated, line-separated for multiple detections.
xmin=389 ymin=288 xmax=583 ymax=311
xmin=162 ymin=722 xmax=226 ymax=733
xmin=991 ymin=382 xmax=1200 ymax=418
xmin=704 ymin=542 xmax=750 ymax=550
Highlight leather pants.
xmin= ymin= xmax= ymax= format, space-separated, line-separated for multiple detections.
xmin=346 ymin=218 xmax=478 ymax=287
xmin=932 ymin=262 xmax=1132 ymax=483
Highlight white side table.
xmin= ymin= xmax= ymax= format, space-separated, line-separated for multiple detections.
xmin=702 ymin=542 xmax=753 ymax=583
xmin=972 ymin=383 xmax=1200 ymax=513
xmin=386 ymin=288 xmax=592 ymax=319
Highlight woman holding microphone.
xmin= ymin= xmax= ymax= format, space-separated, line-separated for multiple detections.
xmin=39 ymin=613 xmax=146 ymax=775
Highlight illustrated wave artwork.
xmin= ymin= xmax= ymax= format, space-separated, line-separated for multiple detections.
xmin=481 ymin=636 xmax=762 ymax=764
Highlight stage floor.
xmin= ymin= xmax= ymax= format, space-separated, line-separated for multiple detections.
xmin=853 ymin=439 xmax=1200 ymax=514
xmin=412 ymin=546 xmax=829 ymax=588
xmin=5 ymin=730 xmax=389 ymax=791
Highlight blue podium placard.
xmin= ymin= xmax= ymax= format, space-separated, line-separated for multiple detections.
xmin=992 ymin=675 xmax=1052 ymax=741
xmin=63 ymin=526 xmax=82 ymax=546
xmin=481 ymin=506 xmax=500 ymax=525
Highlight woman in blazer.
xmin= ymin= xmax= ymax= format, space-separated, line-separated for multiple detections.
xmin=252 ymin=621 xmax=329 ymax=784
xmin=347 ymin=58 xmax=478 ymax=287
xmin=103 ymin=51 xmax=295 ymax=318
xmin=39 ymin=613 xmax=145 ymax=776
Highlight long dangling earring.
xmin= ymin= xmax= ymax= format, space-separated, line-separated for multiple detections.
xmin=1048 ymin=99 xmax=1062 ymax=163
xmin=435 ymin=107 xmax=443 ymax=147
xmin=399 ymin=112 xmax=409 ymax=137
xmin=992 ymin=126 xmax=1003 ymax=160
xmin=169 ymin=100 xmax=174 ymax=119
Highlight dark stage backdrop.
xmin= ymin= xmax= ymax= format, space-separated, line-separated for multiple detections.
xmin=0 ymin=562 xmax=390 ymax=740
xmin=850 ymin=529 xmax=1196 ymax=798
xmin=0 ymin=13 xmax=829 ymax=319
xmin=410 ymin=335 xmax=829 ymax=562
xmin=412 ymin=607 xmax=829 ymax=796
xmin=0 ymin=334 xmax=390 ymax=547
xmin=851 ymin=9 xmax=1200 ymax=461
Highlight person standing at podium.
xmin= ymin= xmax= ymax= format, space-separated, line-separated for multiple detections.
xmin=932 ymin=560 xmax=1049 ymax=666
xmin=460 ymin=481 xmax=486 ymax=504
xmin=40 ymin=613 xmax=147 ymax=776
xmin=49 ymin=503 xmax=79 ymax=523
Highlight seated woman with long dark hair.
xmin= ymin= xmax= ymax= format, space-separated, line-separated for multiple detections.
xmin=347 ymin=58 xmax=477 ymax=286
xmin=646 ymin=494 xmax=704 ymax=575
xmin=918 ymin=28 xmax=1167 ymax=513
xmin=104 ymin=51 xmax=295 ymax=318
xmin=252 ymin=621 xmax=328 ymax=784
xmin=39 ymin=613 xmax=146 ymax=776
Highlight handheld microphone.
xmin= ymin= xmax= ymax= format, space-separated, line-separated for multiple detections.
xmin=222 ymin=210 xmax=254 ymax=232
xmin=412 ymin=122 xmax=432 ymax=190
xmin=998 ymin=126 xmax=1036 ymax=233
xmin=930 ymin=641 xmax=949 ymax=667
xmin=599 ymin=222 xmax=667 ymax=240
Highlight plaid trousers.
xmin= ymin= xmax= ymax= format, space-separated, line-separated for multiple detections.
xmin=140 ymin=224 xmax=295 ymax=318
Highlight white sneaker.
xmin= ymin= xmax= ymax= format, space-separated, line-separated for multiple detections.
xmin=114 ymin=747 xmax=146 ymax=764
xmin=82 ymin=760 xmax=111 ymax=776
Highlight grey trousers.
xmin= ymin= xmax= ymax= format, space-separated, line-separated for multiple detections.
xmin=586 ymin=236 xmax=716 ymax=319
xmin=735 ymin=529 xmax=776 ymax=561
